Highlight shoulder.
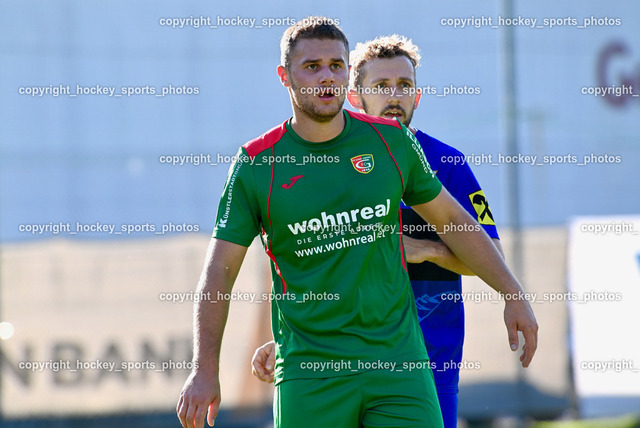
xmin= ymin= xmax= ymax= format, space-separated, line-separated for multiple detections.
xmin=414 ymin=129 xmax=465 ymax=159
xmin=242 ymin=121 xmax=289 ymax=158
xmin=346 ymin=111 xmax=416 ymax=156
xmin=346 ymin=110 xmax=402 ymax=129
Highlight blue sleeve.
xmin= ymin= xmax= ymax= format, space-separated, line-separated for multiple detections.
xmin=417 ymin=131 xmax=499 ymax=240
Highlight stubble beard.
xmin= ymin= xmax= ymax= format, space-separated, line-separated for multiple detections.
xmin=289 ymin=79 xmax=345 ymax=124
xmin=361 ymin=98 xmax=414 ymax=127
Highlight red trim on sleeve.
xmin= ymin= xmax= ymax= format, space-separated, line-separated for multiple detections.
xmin=265 ymin=145 xmax=287 ymax=293
xmin=368 ymin=122 xmax=408 ymax=271
xmin=243 ymin=121 xmax=288 ymax=158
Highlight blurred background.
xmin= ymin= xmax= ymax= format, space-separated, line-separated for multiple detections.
xmin=1 ymin=0 xmax=639 ymax=427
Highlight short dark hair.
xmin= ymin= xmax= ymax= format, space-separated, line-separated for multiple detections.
xmin=280 ymin=16 xmax=349 ymax=69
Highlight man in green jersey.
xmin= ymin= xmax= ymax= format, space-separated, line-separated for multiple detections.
xmin=177 ymin=17 xmax=537 ymax=428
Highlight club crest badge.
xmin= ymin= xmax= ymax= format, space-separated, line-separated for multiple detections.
xmin=351 ymin=154 xmax=374 ymax=174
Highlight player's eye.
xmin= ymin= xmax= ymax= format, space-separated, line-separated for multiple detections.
xmin=376 ymin=83 xmax=386 ymax=89
xmin=330 ymin=63 xmax=342 ymax=70
xmin=307 ymin=64 xmax=318 ymax=70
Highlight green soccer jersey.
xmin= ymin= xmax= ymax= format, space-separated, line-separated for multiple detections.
xmin=213 ymin=110 xmax=443 ymax=384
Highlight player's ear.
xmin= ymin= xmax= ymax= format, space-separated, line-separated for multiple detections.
xmin=413 ymin=88 xmax=422 ymax=110
xmin=277 ymin=65 xmax=290 ymax=88
xmin=347 ymin=90 xmax=364 ymax=111
xmin=347 ymin=65 xmax=366 ymax=111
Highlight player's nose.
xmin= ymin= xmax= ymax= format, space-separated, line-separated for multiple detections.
xmin=318 ymin=66 xmax=336 ymax=85
xmin=387 ymin=93 xmax=400 ymax=104
xmin=387 ymin=87 xmax=402 ymax=102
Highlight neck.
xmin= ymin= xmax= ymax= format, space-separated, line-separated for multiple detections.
xmin=290 ymin=109 xmax=345 ymax=143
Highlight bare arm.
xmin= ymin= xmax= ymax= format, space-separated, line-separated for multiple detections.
xmin=177 ymin=238 xmax=248 ymax=428
xmin=403 ymin=235 xmax=504 ymax=276
xmin=411 ymin=188 xmax=538 ymax=367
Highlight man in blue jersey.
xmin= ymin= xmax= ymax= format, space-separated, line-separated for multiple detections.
xmin=348 ymin=34 xmax=503 ymax=428
xmin=252 ymin=34 xmax=511 ymax=428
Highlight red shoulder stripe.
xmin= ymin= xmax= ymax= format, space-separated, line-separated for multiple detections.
xmin=243 ymin=121 xmax=288 ymax=158
xmin=346 ymin=110 xmax=402 ymax=129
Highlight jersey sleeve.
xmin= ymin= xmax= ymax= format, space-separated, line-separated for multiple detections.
xmin=441 ymin=157 xmax=500 ymax=240
xmin=212 ymin=147 xmax=262 ymax=246
xmin=400 ymin=124 xmax=443 ymax=206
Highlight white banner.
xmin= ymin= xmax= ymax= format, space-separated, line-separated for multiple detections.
xmin=567 ymin=216 xmax=640 ymax=417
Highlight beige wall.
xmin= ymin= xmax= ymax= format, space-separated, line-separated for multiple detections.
xmin=0 ymin=228 xmax=568 ymax=417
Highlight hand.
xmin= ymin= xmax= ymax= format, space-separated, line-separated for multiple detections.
xmin=503 ymin=299 xmax=539 ymax=367
xmin=177 ymin=370 xmax=221 ymax=428
xmin=251 ymin=340 xmax=276 ymax=383
xmin=402 ymin=235 xmax=439 ymax=264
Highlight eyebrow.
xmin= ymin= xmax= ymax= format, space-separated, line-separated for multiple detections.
xmin=302 ymin=58 xmax=346 ymax=65
xmin=369 ymin=76 xmax=415 ymax=85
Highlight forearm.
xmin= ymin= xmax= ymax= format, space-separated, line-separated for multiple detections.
xmin=193 ymin=283 xmax=230 ymax=375
xmin=431 ymin=242 xmax=476 ymax=275
xmin=192 ymin=238 xmax=247 ymax=374
xmin=404 ymin=234 xmax=503 ymax=276
xmin=412 ymin=190 xmax=538 ymax=367
xmin=403 ymin=235 xmax=475 ymax=275
xmin=413 ymin=191 xmax=521 ymax=295
xmin=440 ymin=223 xmax=520 ymax=294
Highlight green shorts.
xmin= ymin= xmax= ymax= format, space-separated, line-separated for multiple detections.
xmin=274 ymin=361 xmax=443 ymax=428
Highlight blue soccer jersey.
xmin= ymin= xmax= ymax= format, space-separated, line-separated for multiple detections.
xmin=401 ymin=130 xmax=499 ymax=428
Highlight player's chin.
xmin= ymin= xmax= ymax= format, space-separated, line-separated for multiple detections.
xmin=312 ymin=103 xmax=343 ymax=120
